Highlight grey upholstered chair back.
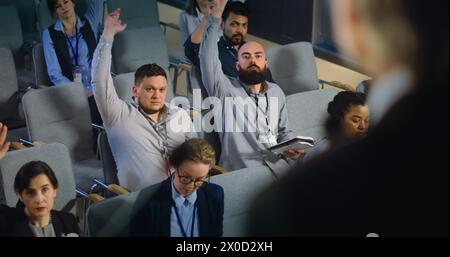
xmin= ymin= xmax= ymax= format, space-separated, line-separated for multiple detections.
xmin=97 ymin=131 xmax=119 ymax=186
xmin=0 ymin=47 xmax=19 ymax=122
xmin=112 ymin=26 xmax=170 ymax=73
xmin=286 ymin=88 xmax=339 ymax=140
xmin=0 ymin=0 xmax=37 ymax=40
xmin=0 ymin=6 xmax=23 ymax=55
xmin=112 ymin=26 xmax=174 ymax=101
xmin=209 ymin=166 xmax=277 ymax=236
xmin=107 ymin=0 xmax=159 ymax=29
xmin=86 ymin=191 xmax=138 ymax=236
xmin=31 ymin=42 xmax=51 ymax=87
xmin=87 ymin=166 xmax=277 ymax=237
xmin=112 ymin=72 xmax=134 ymax=101
xmin=0 ymin=142 xmax=76 ymax=211
xmin=22 ymin=82 xmax=95 ymax=162
xmin=268 ymin=42 xmax=319 ymax=95
xmin=86 ymin=184 xmax=164 ymax=237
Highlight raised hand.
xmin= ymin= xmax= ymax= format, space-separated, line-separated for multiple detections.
xmin=199 ymin=1 xmax=214 ymax=18
xmin=212 ymin=0 xmax=228 ymax=18
xmin=0 ymin=123 xmax=10 ymax=160
xmin=102 ymin=8 xmax=128 ymax=39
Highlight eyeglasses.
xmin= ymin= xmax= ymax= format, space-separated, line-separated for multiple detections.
xmin=176 ymin=170 xmax=209 ymax=187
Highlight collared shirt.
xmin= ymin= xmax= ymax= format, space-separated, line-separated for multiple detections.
xmin=42 ymin=0 xmax=104 ymax=93
xmin=199 ymin=17 xmax=294 ymax=175
xmin=367 ymin=68 xmax=413 ymax=126
xmin=179 ymin=10 xmax=202 ymax=47
xmin=29 ymin=222 xmax=56 ymax=237
xmin=170 ymin=177 xmax=199 ymax=237
xmin=91 ymin=38 xmax=197 ymax=191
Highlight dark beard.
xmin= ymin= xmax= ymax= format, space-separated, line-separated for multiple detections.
xmin=141 ymin=107 xmax=160 ymax=115
xmin=224 ymin=33 xmax=244 ymax=46
xmin=238 ymin=67 xmax=267 ymax=85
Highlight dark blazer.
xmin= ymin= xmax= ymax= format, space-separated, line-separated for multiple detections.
xmin=0 ymin=204 xmax=80 ymax=237
xmin=248 ymin=84 xmax=449 ymax=237
xmin=131 ymin=177 xmax=224 ymax=237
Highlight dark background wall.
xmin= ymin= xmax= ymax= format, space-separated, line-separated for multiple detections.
xmin=244 ymin=0 xmax=313 ymax=44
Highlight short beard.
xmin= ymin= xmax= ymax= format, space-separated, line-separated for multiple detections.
xmin=225 ymin=33 xmax=244 ymax=46
xmin=140 ymin=106 xmax=161 ymax=115
xmin=238 ymin=66 xmax=267 ymax=85
xmin=137 ymin=99 xmax=164 ymax=115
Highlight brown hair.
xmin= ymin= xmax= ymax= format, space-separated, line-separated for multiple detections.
xmin=47 ymin=0 xmax=76 ymax=17
xmin=169 ymin=138 xmax=216 ymax=168
xmin=14 ymin=161 xmax=58 ymax=195
xmin=134 ymin=63 xmax=167 ymax=86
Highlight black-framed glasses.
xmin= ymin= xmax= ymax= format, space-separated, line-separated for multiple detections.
xmin=176 ymin=170 xmax=209 ymax=187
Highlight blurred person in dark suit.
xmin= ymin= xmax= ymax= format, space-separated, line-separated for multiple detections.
xmin=248 ymin=0 xmax=448 ymax=237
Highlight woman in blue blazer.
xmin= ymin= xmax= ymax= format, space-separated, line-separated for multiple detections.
xmin=131 ymin=138 xmax=224 ymax=237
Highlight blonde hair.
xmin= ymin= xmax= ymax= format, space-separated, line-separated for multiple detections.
xmin=355 ymin=0 xmax=418 ymax=71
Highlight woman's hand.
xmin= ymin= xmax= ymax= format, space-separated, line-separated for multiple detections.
xmin=0 ymin=123 xmax=10 ymax=160
xmin=211 ymin=0 xmax=228 ymax=19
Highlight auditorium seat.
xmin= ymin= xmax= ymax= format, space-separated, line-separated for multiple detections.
xmin=0 ymin=143 xmax=77 ymax=212
xmin=86 ymin=165 xmax=277 ymax=236
xmin=286 ymin=88 xmax=339 ymax=141
xmin=21 ymin=82 xmax=103 ymax=192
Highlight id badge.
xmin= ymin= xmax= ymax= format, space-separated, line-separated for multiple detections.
xmin=73 ymin=66 xmax=82 ymax=83
xmin=268 ymin=133 xmax=278 ymax=146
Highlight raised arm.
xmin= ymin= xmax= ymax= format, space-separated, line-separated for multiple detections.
xmin=199 ymin=0 xmax=232 ymax=97
xmin=91 ymin=9 xmax=128 ymax=128
xmin=0 ymin=123 xmax=10 ymax=160
xmin=84 ymin=0 xmax=105 ymax=40
xmin=183 ymin=6 xmax=212 ymax=67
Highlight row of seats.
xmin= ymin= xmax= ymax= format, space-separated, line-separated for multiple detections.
xmin=1 ymin=1 xmax=346 ymax=236
xmin=86 ymin=164 xmax=276 ymax=237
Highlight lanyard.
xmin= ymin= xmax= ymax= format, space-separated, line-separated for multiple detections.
xmin=246 ymin=88 xmax=272 ymax=135
xmin=138 ymin=106 xmax=171 ymax=167
xmin=171 ymin=198 xmax=197 ymax=237
xmin=253 ymin=92 xmax=271 ymax=129
xmin=65 ymin=27 xmax=80 ymax=66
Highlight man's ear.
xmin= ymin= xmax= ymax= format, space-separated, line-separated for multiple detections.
xmin=132 ymin=85 xmax=138 ymax=98
xmin=220 ymin=21 xmax=224 ymax=30
xmin=236 ymin=61 xmax=240 ymax=71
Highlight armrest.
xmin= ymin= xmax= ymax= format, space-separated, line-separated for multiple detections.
xmin=37 ymin=85 xmax=50 ymax=90
xmin=32 ymin=141 xmax=45 ymax=147
xmin=87 ymin=194 xmax=105 ymax=202
xmin=319 ymin=79 xmax=355 ymax=92
xmin=93 ymin=179 xmax=129 ymax=196
xmin=10 ymin=142 xmax=27 ymax=150
xmin=76 ymin=189 xmax=105 ymax=202
xmin=91 ymin=123 xmax=105 ymax=132
xmin=108 ymin=184 xmax=129 ymax=195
